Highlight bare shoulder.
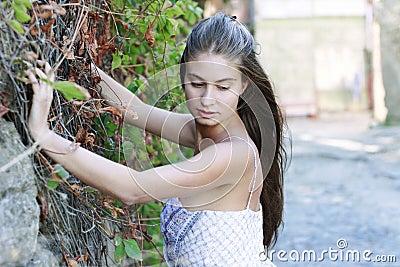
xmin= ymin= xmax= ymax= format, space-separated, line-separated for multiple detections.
xmin=211 ymin=137 xmax=258 ymax=178
xmin=217 ymin=136 xmax=258 ymax=160
xmin=130 ymin=136 xmax=259 ymax=203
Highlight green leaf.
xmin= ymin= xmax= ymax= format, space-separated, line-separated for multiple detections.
xmin=107 ymin=122 xmax=118 ymax=132
xmin=53 ymin=81 xmax=90 ymax=100
xmin=127 ymin=82 xmax=136 ymax=93
xmin=15 ymin=0 xmax=32 ymax=9
xmin=123 ymin=239 xmax=142 ymax=260
xmin=54 ymin=164 xmax=69 ymax=180
xmin=122 ymin=54 xmax=130 ymax=63
xmin=127 ymin=79 xmax=144 ymax=94
xmin=9 ymin=19 xmax=24 ymax=34
xmin=15 ymin=9 xmax=31 ymax=23
xmin=84 ymin=187 xmax=96 ymax=193
xmin=11 ymin=2 xmax=27 ymax=13
xmin=114 ymin=200 xmax=123 ymax=207
xmin=106 ymin=129 xmax=114 ymax=137
xmin=115 ymin=244 xmax=125 ymax=262
xmin=145 ymin=201 xmax=162 ymax=211
xmin=112 ymin=53 xmax=122 ymax=70
xmin=115 ymin=235 xmax=123 ymax=246
xmin=135 ymin=65 xmax=145 ymax=75
xmin=46 ymin=180 xmax=59 ymax=190
xmin=113 ymin=0 xmax=125 ymax=9
xmin=137 ymin=150 xmax=148 ymax=161
xmin=11 ymin=2 xmax=31 ymax=23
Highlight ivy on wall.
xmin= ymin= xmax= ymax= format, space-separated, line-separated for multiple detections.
xmin=0 ymin=0 xmax=202 ymax=265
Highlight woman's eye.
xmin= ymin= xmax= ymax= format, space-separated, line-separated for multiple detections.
xmin=217 ymin=85 xmax=230 ymax=90
xmin=191 ymin=82 xmax=206 ymax=88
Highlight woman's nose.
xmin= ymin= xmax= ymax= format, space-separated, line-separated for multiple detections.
xmin=200 ymin=85 xmax=216 ymax=106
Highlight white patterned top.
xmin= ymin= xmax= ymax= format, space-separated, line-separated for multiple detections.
xmin=160 ymin=136 xmax=277 ymax=266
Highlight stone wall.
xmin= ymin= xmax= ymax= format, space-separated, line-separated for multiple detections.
xmin=0 ymin=120 xmax=58 ymax=267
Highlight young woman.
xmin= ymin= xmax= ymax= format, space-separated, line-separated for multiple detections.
xmin=27 ymin=12 xmax=285 ymax=266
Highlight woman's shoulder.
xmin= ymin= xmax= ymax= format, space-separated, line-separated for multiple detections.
xmin=215 ymin=135 xmax=259 ymax=163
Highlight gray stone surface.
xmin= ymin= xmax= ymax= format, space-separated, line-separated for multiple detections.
xmin=0 ymin=119 xmax=58 ymax=266
xmin=270 ymin=112 xmax=400 ymax=266
xmin=26 ymin=236 xmax=60 ymax=267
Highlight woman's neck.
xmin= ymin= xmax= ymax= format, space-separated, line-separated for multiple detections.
xmin=194 ymin=115 xmax=248 ymax=152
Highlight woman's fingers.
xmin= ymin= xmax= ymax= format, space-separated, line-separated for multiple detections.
xmin=25 ymin=69 xmax=40 ymax=92
xmin=33 ymin=63 xmax=55 ymax=83
xmin=34 ymin=67 xmax=47 ymax=80
xmin=37 ymin=60 xmax=45 ymax=67
xmin=25 ymin=61 xmax=56 ymax=141
xmin=25 ymin=65 xmax=54 ymax=103
xmin=44 ymin=62 xmax=55 ymax=82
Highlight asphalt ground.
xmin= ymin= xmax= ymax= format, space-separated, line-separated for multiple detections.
xmin=268 ymin=111 xmax=400 ymax=266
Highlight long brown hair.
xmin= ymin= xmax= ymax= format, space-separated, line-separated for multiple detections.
xmin=180 ymin=12 xmax=288 ymax=249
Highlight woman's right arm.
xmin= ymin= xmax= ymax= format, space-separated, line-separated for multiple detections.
xmin=94 ymin=66 xmax=196 ymax=148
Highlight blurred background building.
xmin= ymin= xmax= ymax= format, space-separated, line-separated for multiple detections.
xmin=200 ymin=0 xmax=399 ymax=123
xmin=254 ymin=0 xmax=371 ymax=117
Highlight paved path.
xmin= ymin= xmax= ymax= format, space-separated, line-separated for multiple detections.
xmin=270 ymin=112 xmax=400 ymax=266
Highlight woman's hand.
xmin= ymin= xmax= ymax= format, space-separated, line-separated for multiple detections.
xmin=26 ymin=61 xmax=55 ymax=142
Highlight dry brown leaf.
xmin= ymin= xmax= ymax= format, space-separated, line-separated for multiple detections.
xmin=70 ymin=184 xmax=83 ymax=192
xmin=88 ymin=10 xmax=103 ymax=21
xmin=145 ymin=26 xmax=155 ymax=47
xmin=72 ymin=100 xmax=83 ymax=106
xmin=115 ymin=17 xmax=129 ymax=31
xmin=38 ymin=1 xmax=66 ymax=16
xmin=74 ymin=251 xmax=89 ymax=261
xmin=75 ymin=127 xmax=87 ymax=144
xmin=65 ymin=258 xmax=79 ymax=267
xmin=93 ymin=76 xmax=101 ymax=85
xmin=86 ymin=133 xmax=95 ymax=149
xmin=37 ymin=190 xmax=49 ymax=222
xmin=41 ymin=18 xmax=55 ymax=39
xmin=0 ymin=92 xmax=10 ymax=119
xmin=0 ymin=104 xmax=8 ymax=118
xmin=88 ymin=40 xmax=98 ymax=58
xmin=36 ymin=9 xmax=53 ymax=19
xmin=63 ymin=48 xmax=75 ymax=60
xmin=23 ymin=51 xmax=38 ymax=61
xmin=78 ymin=41 xmax=85 ymax=56
xmin=103 ymin=202 xmax=125 ymax=218
xmin=95 ymin=101 xmax=102 ymax=109
xmin=57 ymin=124 xmax=63 ymax=133
xmin=30 ymin=25 xmax=39 ymax=36
xmin=99 ymin=106 xmax=121 ymax=117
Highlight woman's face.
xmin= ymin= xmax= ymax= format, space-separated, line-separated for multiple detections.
xmin=183 ymin=53 xmax=247 ymax=127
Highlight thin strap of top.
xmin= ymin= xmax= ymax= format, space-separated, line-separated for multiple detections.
xmin=218 ymin=136 xmax=258 ymax=210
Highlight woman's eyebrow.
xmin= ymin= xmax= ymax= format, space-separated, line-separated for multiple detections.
xmin=187 ymin=73 xmax=236 ymax=83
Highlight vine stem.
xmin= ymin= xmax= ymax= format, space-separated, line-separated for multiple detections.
xmin=52 ymin=4 xmax=88 ymax=72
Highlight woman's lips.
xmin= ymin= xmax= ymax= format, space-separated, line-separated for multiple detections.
xmin=198 ymin=109 xmax=217 ymax=119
